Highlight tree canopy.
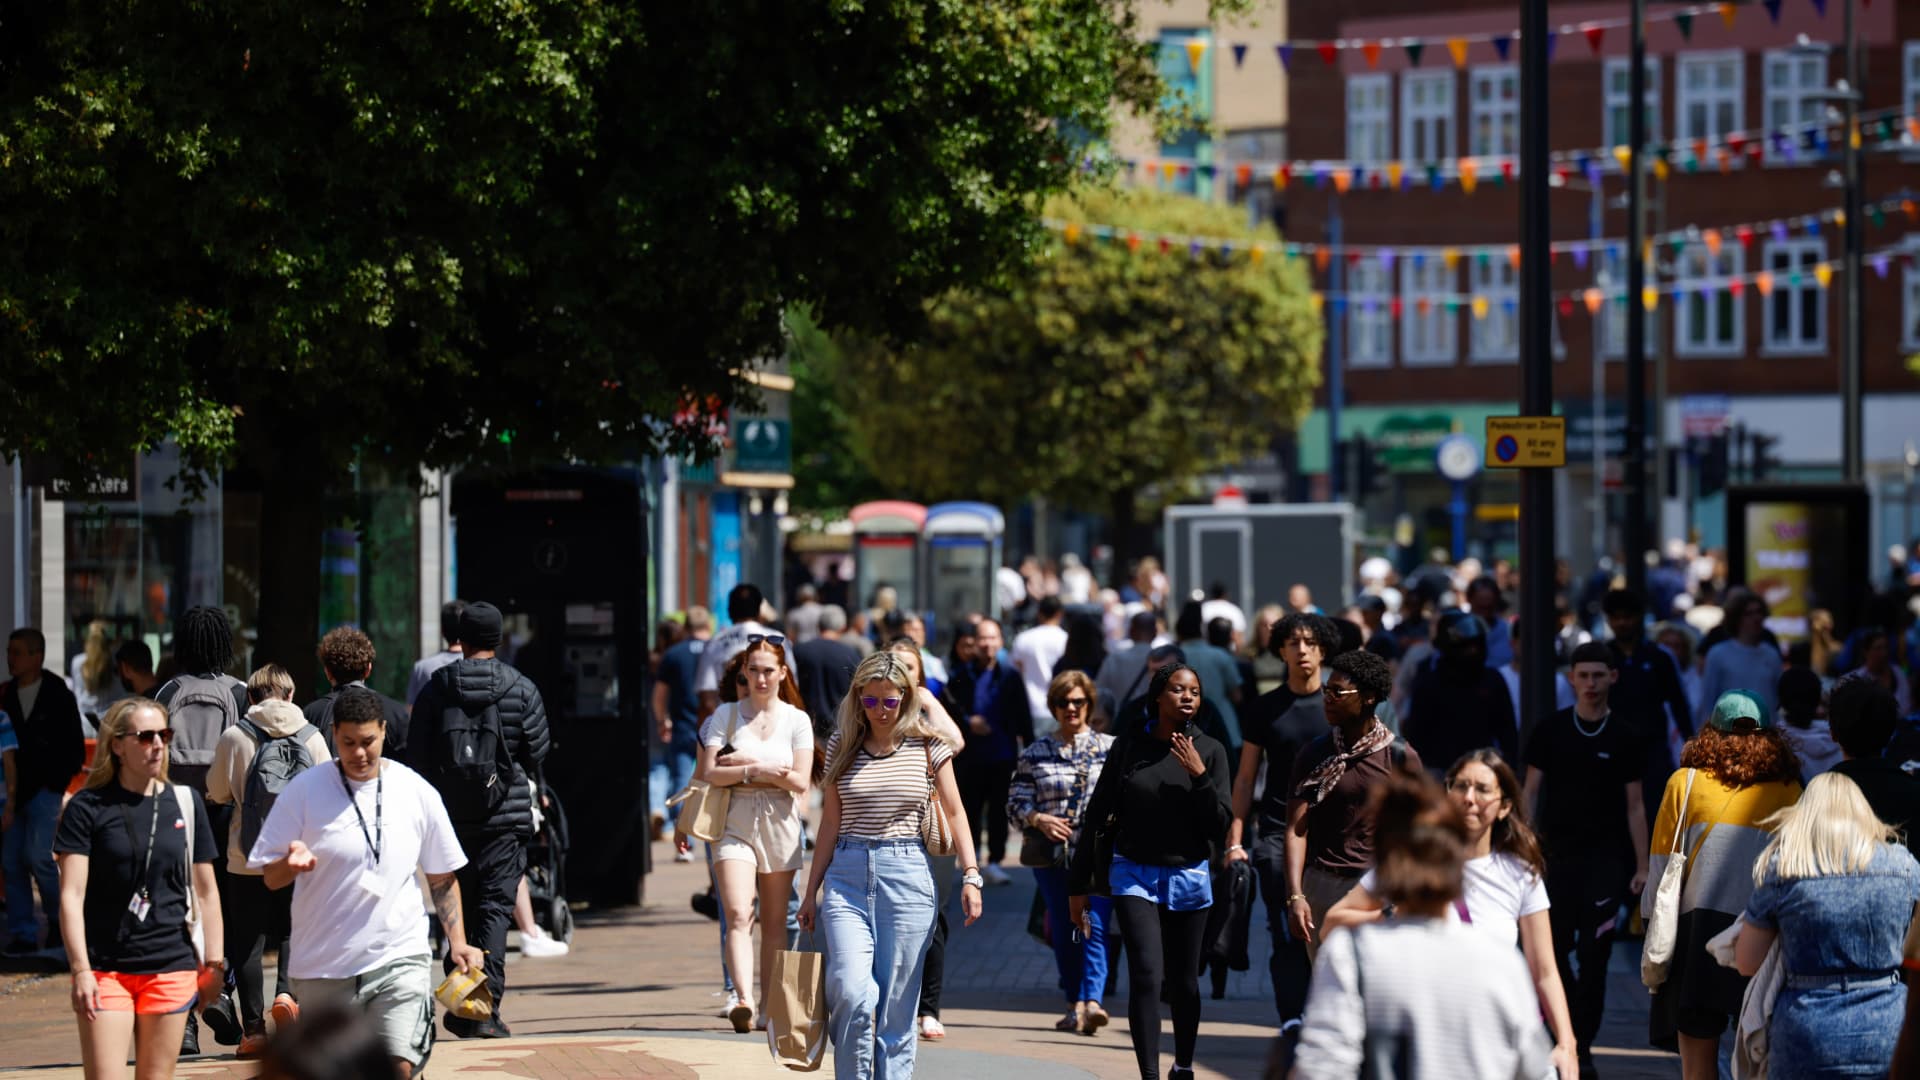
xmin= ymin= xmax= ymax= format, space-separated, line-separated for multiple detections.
xmin=827 ymin=185 xmax=1323 ymax=550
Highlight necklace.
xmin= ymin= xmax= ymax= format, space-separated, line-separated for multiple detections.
xmin=1572 ymin=710 xmax=1610 ymax=738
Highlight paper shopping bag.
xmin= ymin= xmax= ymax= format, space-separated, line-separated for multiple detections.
xmin=766 ymin=946 xmax=828 ymax=1071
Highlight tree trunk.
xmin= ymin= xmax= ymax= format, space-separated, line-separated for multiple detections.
xmin=1107 ymin=486 xmax=1157 ymax=577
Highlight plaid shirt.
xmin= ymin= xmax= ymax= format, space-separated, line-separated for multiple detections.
xmin=1007 ymin=729 xmax=1113 ymax=831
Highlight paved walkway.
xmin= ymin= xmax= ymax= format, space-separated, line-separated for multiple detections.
xmin=0 ymin=833 xmax=1683 ymax=1078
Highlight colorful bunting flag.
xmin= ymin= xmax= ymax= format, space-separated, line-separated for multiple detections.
xmin=1405 ymin=42 xmax=1425 ymax=67
xmin=1317 ymin=42 xmax=1337 ymax=65
xmin=1755 ymin=271 xmax=1773 ymax=295
xmin=1814 ymin=263 xmax=1833 ymax=288
xmin=1584 ymin=25 xmax=1605 ymax=55
xmin=1675 ymin=11 xmax=1693 ymax=40
xmin=1447 ymin=38 xmax=1468 ymax=68
xmin=1277 ymin=44 xmax=1293 ymax=70
xmin=1719 ymin=2 xmax=1738 ymax=28
xmin=1762 ymin=0 xmax=1781 ymax=23
xmin=1361 ymin=41 xmax=1382 ymax=68
xmin=1185 ymin=39 xmax=1208 ymax=71
xmin=1493 ymin=36 xmax=1511 ymax=62
xmin=1231 ymin=43 xmax=1248 ymax=69
xmin=1584 ymin=288 xmax=1604 ymax=315
xmin=1459 ymin=159 xmax=1478 ymax=194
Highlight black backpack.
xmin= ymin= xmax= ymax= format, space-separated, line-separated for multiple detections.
xmin=429 ymin=684 xmax=513 ymax=822
xmin=238 ymin=719 xmax=319 ymax=855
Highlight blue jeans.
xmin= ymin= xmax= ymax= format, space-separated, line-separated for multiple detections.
xmin=650 ymin=743 xmax=697 ymax=818
xmin=1033 ymin=866 xmax=1112 ymax=1005
xmin=822 ymin=838 xmax=937 ymax=1080
xmin=4 ymin=788 xmax=64 ymax=945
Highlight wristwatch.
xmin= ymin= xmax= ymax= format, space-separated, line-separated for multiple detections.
xmin=961 ymin=870 xmax=985 ymax=889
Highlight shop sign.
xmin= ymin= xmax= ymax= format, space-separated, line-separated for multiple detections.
xmin=1374 ymin=413 xmax=1454 ymax=473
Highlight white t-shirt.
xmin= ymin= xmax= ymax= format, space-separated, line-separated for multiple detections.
xmin=247 ymin=760 xmax=466 ymax=980
xmin=1010 ymin=623 xmax=1069 ymax=719
xmin=699 ymin=699 xmax=814 ymax=771
xmin=1360 ymin=850 xmax=1548 ymax=949
xmin=1201 ymin=599 xmax=1248 ymax=639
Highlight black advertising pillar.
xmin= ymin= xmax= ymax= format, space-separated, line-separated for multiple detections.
xmin=1518 ymin=0 xmax=1556 ymax=750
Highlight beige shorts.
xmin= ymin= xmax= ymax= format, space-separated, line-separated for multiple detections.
xmin=713 ymin=787 xmax=805 ymax=873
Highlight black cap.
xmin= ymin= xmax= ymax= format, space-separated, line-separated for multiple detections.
xmin=458 ymin=602 xmax=504 ymax=652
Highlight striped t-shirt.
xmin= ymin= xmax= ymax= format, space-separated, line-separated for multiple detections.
xmin=830 ymin=735 xmax=953 ymax=840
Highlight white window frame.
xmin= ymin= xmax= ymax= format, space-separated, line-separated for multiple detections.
xmin=1603 ymin=57 xmax=1662 ymax=147
xmin=1677 ymin=51 xmax=1744 ymax=146
xmin=1400 ymin=255 xmax=1457 ymax=366
xmin=1907 ymin=43 xmax=1920 ymax=121
xmin=1762 ymin=50 xmax=1829 ymax=165
xmin=1674 ymin=243 xmax=1744 ymax=359
xmin=1347 ymin=260 xmax=1392 ymax=369
xmin=1903 ymin=237 xmax=1920 ymax=352
xmin=1347 ymin=74 xmax=1392 ymax=165
xmin=1469 ymin=65 xmax=1519 ymax=159
xmin=1469 ymin=256 xmax=1518 ymax=363
xmin=1400 ymin=71 xmax=1456 ymax=164
xmin=1761 ymin=239 xmax=1827 ymax=355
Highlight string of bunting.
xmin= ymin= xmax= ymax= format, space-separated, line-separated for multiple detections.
xmin=1043 ymin=191 xmax=1920 ymax=269
xmin=1110 ymin=107 xmax=1919 ymax=192
xmin=1188 ymin=0 xmax=1871 ymax=74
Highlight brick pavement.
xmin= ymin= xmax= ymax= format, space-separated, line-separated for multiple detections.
xmin=0 ymin=831 xmax=1682 ymax=1078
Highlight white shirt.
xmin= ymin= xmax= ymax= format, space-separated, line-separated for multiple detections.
xmin=693 ymin=621 xmax=800 ymax=697
xmin=699 ymin=699 xmax=814 ymax=771
xmin=247 ymin=760 xmax=466 ymax=980
xmin=15 ymin=679 xmax=41 ymax=721
xmin=1010 ymin=623 xmax=1069 ymax=719
xmin=1200 ymin=599 xmax=1248 ymax=639
xmin=1361 ymin=851 xmax=1549 ymax=950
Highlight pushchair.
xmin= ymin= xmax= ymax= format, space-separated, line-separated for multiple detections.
xmin=526 ymin=779 xmax=575 ymax=944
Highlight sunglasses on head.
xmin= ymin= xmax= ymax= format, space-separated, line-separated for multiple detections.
xmin=748 ymin=633 xmax=787 ymax=646
xmin=861 ymin=696 xmax=903 ymax=710
xmin=121 ymin=728 xmax=175 ymax=745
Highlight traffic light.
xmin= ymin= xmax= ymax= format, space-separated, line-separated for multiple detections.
xmin=1696 ymin=434 xmax=1729 ymax=497
xmin=1751 ymin=433 xmax=1781 ymax=481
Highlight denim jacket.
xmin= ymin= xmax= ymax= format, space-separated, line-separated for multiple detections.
xmin=1744 ymin=843 xmax=1920 ymax=977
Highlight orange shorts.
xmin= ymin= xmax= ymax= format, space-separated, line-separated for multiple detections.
xmin=94 ymin=970 xmax=197 ymax=1014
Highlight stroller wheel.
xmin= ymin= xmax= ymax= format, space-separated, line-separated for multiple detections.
xmin=549 ymin=896 xmax=575 ymax=944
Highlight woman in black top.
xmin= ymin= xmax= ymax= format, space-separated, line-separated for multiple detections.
xmin=1068 ymin=664 xmax=1232 ymax=1080
xmin=55 ymin=697 xmax=224 ymax=1080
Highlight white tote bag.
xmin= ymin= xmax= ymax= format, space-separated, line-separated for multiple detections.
xmin=1640 ymin=769 xmax=1696 ymax=989
xmin=173 ymin=785 xmax=206 ymax=963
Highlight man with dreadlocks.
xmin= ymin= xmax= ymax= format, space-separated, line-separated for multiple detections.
xmin=153 ymin=605 xmax=250 ymax=1055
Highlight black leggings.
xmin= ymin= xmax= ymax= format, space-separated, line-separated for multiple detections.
xmin=1113 ymin=896 xmax=1208 ymax=1080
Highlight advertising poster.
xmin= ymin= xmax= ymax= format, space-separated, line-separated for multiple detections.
xmin=1740 ymin=498 xmax=1854 ymax=644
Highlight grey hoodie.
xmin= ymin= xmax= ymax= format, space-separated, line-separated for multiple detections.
xmin=206 ymin=699 xmax=332 ymax=874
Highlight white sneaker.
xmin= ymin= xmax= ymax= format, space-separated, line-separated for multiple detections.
xmin=674 ymin=848 xmax=697 ymax=863
xmin=718 ymin=991 xmax=743 ymax=1019
xmin=518 ymin=928 xmax=569 ymax=958
xmin=981 ymin=864 xmax=1012 ymax=886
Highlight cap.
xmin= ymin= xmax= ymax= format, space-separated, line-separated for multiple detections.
xmin=1707 ymin=689 xmax=1771 ymax=732
xmin=458 ymin=601 xmax=505 ymax=652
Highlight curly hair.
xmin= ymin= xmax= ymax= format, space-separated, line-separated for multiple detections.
xmin=1326 ymin=649 xmax=1393 ymax=707
xmin=1679 ymin=724 xmax=1802 ymax=788
xmin=1272 ymin=612 xmax=1342 ymax=660
xmin=318 ymin=626 xmax=377 ymax=684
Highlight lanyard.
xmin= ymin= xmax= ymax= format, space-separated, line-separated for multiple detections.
xmin=119 ymin=784 xmax=163 ymax=900
xmin=338 ymin=762 xmax=383 ymax=866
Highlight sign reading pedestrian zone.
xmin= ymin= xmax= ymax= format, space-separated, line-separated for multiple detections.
xmin=1484 ymin=416 xmax=1566 ymax=468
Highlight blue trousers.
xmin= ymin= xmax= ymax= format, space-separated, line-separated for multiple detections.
xmin=3 ymin=788 xmax=63 ymax=945
xmin=822 ymin=839 xmax=936 ymax=1080
xmin=649 ymin=743 xmax=697 ymax=819
xmin=1032 ymin=866 xmax=1112 ymax=1005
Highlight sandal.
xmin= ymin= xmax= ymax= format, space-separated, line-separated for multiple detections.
xmin=918 ymin=1015 xmax=946 ymax=1040
xmin=1055 ymin=1010 xmax=1080 ymax=1032
xmin=1081 ymin=1001 xmax=1110 ymax=1035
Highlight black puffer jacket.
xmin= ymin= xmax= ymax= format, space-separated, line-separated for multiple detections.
xmin=405 ymin=658 xmax=550 ymax=837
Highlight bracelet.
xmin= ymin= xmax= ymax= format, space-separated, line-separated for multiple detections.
xmin=1287 ymin=893 xmax=1308 ymax=904
xmin=1227 ymin=844 xmax=1246 ymax=854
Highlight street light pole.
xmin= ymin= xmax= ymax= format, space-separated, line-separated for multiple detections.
xmin=1624 ymin=0 xmax=1650 ymax=593
xmin=1328 ymin=196 xmax=1346 ymax=501
xmin=1519 ymin=0 xmax=1555 ymax=748
xmin=1842 ymin=0 xmax=1865 ymax=484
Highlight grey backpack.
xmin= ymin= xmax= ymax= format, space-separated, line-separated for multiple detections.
xmin=238 ymin=718 xmax=319 ymax=855
xmin=166 ymin=673 xmax=243 ymax=769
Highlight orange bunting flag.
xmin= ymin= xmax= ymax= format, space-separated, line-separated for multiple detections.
xmin=1185 ymin=39 xmax=1208 ymax=71
xmin=1583 ymin=288 xmax=1604 ymax=315
xmin=1362 ymin=41 xmax=1382 ymax=68
xmin=1704 ymin=231 xmax=1723 ymax=256
xmin=1458 ymin=159 xmax=1478 ymax=194
xmin=1416 ymin=297 xmax=1432 ymax=315
xmin=1446 ymin=38 xmax=1468 ymax=68
xmin=1250 ymin=245 xmax=1266 ymax=264
xmin=1126 ymin=232 xmax=1142 ymax=253
xmin=1814 ymin=263 xmax=1833 ymax=289
xmin=1719 ymin=2 xmax=1737 ymax=28
xmin=1442 ymin=248 xmax=1461 ymax=270
xmin=1314 ymin=248 xmax=1331 ymax=273
xmin=1333 ymin=169 xmax=1353 ymax=194
xmin=1161 ymin=162 xmax=1178 ymax=182
xmin=1642 ymin=286 xmax=1660 ymax=311
xmin=1909 ymin=117 xmax=1920 ymax=141
xmin=1063 ymin=223 xmax=1082 ymax=245
xmin=1904 ymin=199 xmax=1918 ymax=222
xmin=1387 ymin=161 xmax=1404 ymax=188
xmin=1717 ymin=150 xmax=1732 ymax=174
xmin=1274 ymin=164 xmax=1292 ymax=190
xmin=1506 ymin=245 xmax=1521 ymax=269
xmin=1755 ymin=271 xmax=1774 ymax=296
xmin=1652 ymin=158 xmax=1670 ymax=182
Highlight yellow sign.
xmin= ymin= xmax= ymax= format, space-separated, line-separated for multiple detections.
xmin=1484 ymin=416 xmax=1566 ymax=468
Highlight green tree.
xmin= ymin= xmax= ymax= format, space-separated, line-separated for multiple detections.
xmin=1 ymin=1 xmax=1188 ymax=666
xmin=788 ymin=308 xmax=890 ymax=514
xmin=832 ymin=185 xmax=1323 ymax=561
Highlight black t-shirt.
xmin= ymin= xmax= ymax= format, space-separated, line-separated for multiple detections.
xmin=1243 ymin=684 xmax=1328 ymax=830
xmin=304 ymin=685 xmax=412 ymax=754
xmin=53 ymin=784 xmax=217 ymax=974
xmin=1831 ymin=757 xmax=1920 ymax=860
xmin=1524 ymin=707 xmax=1645 ymax=861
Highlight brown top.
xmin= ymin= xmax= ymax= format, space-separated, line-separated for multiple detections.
xmin=1288 ymin=735 xmax=1422 ymax=875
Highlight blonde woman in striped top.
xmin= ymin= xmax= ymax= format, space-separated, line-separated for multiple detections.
xmin=798 ymin=651 xmax=982 ymax=1080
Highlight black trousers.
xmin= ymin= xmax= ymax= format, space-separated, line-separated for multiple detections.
xmin=1546 ymin=853 xmax=1630 ymax=1056
xmin=955 ymin=759 xmax=1013 ymax=865
xmin=1112 ymin=897 xmax=1209 ymax=1080
xmin=224 ymin=872 xmax=292 ymax=1027
xmin=1250 ymin=831 xmax=1311 ymax=1023
xmin=449 ymin=830 xmax=527 ymax=1015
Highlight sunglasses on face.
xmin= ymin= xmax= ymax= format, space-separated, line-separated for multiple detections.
xmin=861 ymin=696 xmax=903 ymax=710
xmin=1056 ymin=698 xmax=1090 ymax=712
xmin=121 ymin=729 xmax=175 ymax=745
xmin=1322 ymin=685 xmax=1360 ymax=699
xmin=748 ymin=633 xmax=787 ymax=646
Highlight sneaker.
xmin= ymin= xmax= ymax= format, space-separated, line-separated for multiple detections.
xmin=918 ymin=1015 xmax=946 ymax=1040
xmin=717 ymin=990 xmax=744 ymax=1019
xmin=518 ymin=928 xmax=569 ymax=959
xmin=237 ymin=1025 xmax=270 ymax=1060
xmin=270 ymin=994 xmax=300 ymax=1030
xmin=673 ymin=848 xmax=697 ymax=863
xmin=201 ymin=987 xmax=243 ymax=1046
xmin=691 ymin=891 xmax=721 ymax=920
xmin=981 ymin=864 xmax=1012 ymax=887
xmin=728 ymin=1001 xmax=753 ymax=1033
xmin=444 ymin=1014 xmax=478 ymax=1040
xmin=180 ymin=1012 xmax=201 ymax=1057
xmin=473 ymin=1016 xmax=512 ymax=1039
